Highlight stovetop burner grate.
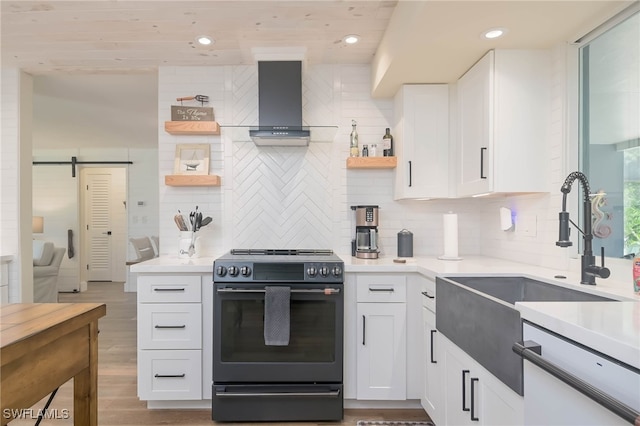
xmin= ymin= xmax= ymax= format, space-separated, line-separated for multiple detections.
xmin=230 ymin=249 xmax=334 ymax=256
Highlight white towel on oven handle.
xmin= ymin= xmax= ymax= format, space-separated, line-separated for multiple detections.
xmin=264 ymin=286 xmax=290 ymax=346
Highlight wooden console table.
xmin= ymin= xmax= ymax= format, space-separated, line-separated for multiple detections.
xmin=1 ymin=303 xmax=106 ymax=425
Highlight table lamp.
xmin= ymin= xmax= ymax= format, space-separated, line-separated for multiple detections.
xmin=32 ymin=216 xmax=44 ymax=234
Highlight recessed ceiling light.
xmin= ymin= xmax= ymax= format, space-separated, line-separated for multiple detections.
xmin=482 ymin=28 xmax=507 ymax=40
xmin=197 ymin=36 xmax=214 ymax=46
xmin=343 ymin=34 xmax=360 ymax=44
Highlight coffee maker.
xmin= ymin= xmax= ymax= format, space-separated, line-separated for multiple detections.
xmin=351 ymin=205 xmax=379 ymax=259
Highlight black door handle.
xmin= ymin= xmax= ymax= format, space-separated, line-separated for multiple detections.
xmin=362 ymin=315 xmax=366 ymax=345
xmin=462 ymin=369 xmax=470 ymax=411
xmin=480 ymin=147 xmax=487 ymax=179
xmin=408 ymin=161 xmax=412 ymax=187
xmin=430 ymin=330 xmax=437 ymax=363
xmin=471 ymin=377 xmax=479 ymax=421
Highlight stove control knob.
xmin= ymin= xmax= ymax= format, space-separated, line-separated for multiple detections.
xmin=240 ymin=266 xmax=252 ymax=277
xmin=307 ymin=267 xmax=317 ymax=277
xmin=228 ymin=266 xmax=239 ymax=277
xmin=216 ymin=266 xmax=227 ymax=277
xmin=319 ymin=266 xmax=329 ymax=277
xmin=332 ymin=266 xmax=343 ymax=277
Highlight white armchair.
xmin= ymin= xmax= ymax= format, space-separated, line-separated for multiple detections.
xmin=33 ymin=241 xmax=65 ymax=302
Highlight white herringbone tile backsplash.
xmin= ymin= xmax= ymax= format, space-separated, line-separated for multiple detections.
xmin=232 ymin=143 xmax=333 ymax=249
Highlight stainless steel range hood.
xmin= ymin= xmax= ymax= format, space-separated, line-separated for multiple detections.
xmin=249 ymin=61 xmax=311 ymax=146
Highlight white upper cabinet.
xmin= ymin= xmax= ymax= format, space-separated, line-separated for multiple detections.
xmin=394 ymin=84 xmax=450 ymax=200
xmin=456 ymin=50 xmax=551 ymax=197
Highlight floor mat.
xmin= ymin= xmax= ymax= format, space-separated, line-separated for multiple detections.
xmin=356 ymin=422 xmax=434 ymax=426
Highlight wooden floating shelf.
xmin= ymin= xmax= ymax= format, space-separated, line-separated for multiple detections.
xmin=164 ymin=175 xmax=221 ymax=187
xmin=346 ymin=156 xmax=397 ymax=169
xmin=164 ymin=121 xmax=220 ymax=135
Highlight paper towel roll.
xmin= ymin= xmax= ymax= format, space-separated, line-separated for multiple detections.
xmin=439 ymin=212 xmax=462 ymax=261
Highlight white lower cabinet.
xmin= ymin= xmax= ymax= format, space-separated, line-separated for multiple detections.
xmin=355 ymin=274 xmax=407 ymax=400
xmin=422 ymin=306 xmax=443 ymax=424
xmin=137 ymin=274 xmax=206 ymax=402
xmin=356 ymin=302 xmax=407 ymax=400
xmin=442 ymin=335 xmax=523 ymax=425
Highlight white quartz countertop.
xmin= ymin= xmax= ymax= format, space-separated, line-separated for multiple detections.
xmin=132 ymin=253 xmax=639 ymax=366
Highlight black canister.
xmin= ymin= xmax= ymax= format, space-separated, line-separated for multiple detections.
xmin=397 ymin=229 xmax=413 ymax=257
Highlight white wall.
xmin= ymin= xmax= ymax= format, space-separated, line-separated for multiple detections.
xmin=1 ymin=69 xmax=34 ymax=302
xmin=1 ymin=68 xmax=22 ymax=301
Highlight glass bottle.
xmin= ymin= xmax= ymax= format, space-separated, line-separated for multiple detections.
xmin=382 ymin=127 xmax=394 ymax=156
xmin=370 ymin=143 xmax=378 ymax=157
xmin=362 ymin=145 xmax=369 ymax=157
xmin=349 ymin=120 xmax=359 ymax=157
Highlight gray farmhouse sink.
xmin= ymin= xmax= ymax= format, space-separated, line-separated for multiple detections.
xmin=435 ymin=275 xmax=615 ymax=395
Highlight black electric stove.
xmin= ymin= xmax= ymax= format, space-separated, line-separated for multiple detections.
xmin=211 ymin=249 xmax=344 ymax=422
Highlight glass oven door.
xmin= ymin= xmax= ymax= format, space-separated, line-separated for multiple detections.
xmin=213 ymin=282 xmax=343 ymax=383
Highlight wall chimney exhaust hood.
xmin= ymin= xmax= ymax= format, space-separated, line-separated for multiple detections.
xmin=249 ymin=61 xmax=311 ymax=146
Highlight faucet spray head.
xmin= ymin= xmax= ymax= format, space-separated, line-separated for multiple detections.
xmin=556 ymin=211 xmax=572 ymax=247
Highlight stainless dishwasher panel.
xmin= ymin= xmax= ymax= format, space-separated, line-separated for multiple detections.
xmin=522 ymin=322 xmax=640 ymax=426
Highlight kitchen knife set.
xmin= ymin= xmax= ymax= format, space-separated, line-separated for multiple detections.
xmin=174 ymin=207 xmax=212 ymax=232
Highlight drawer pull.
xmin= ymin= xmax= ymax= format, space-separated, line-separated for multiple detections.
xmin=421 ymin=291 xmax=435 ymax=299
xmin=368 ymin=287 xmax=395 ymax=292
xmin=154 ymin=373 xmax=186 ymax=378
xmin=154 ymin=325 xmax=186 ymax=329
xmin=153 ymin=288 xmax=186 ymax=292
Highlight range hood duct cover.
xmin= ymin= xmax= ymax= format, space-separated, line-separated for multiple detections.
xmin=249 ymin=61 xmax=310 ymax=146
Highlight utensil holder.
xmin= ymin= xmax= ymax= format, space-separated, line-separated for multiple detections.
xmin=178 ymin=231 xmax=199 ymax=258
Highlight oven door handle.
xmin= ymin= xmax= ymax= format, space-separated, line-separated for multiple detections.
xmin=216 ymin=288 xmax=341 ymax=294
xmin=216 ymin=390 xmax=341 ymax=398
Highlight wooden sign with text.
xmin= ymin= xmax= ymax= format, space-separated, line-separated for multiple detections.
xmin=171 ymin=105 xmax=214 ymax=121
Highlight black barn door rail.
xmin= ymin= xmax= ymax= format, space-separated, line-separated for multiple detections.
xmin=33 ymin=156 xmax=133 ymax=177
xmin=513 ymin=340 xmax=640 ymax=425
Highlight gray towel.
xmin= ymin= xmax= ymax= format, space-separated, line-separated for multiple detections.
xmin=264 ymin=286 xmax=290 ymax=346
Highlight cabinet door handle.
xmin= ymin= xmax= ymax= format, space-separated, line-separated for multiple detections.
xmin=480 ymin=147 xmax=487 ymax=179
xmin=154 ymin=373 xmax=186 ymax=378
xmin=362 ymin=315 xmax=366 ymax=346
xmin=421 ymin=291 xmax=434 ymax=299
xmin=408 ymin=160 xmax=412 ymax=187
xmin=154 ymin=325 xmax=186 ymax=329
xmin=430 ymin=330 xmax=437 ymax=363
xmin=153 ymin=288 xmax=186 ymax=292
xmin=470 ymin=377 xmax=479 ymax=421
xmin=369 ymin=287 xmax=395 ymax=292
xmin=462 ymin=369 xmax=470 ymax=411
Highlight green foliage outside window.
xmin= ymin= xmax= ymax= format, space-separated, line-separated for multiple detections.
xmin=624 ymin=147 xmax=640 ymax=256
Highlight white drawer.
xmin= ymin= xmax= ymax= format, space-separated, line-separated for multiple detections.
xmin=356 ymin=274 xmax=406 ymax=303
xmin=421 ymin=278 xmax=436 ymax=313
xmin=138 ymin=275 xmax=201 ymax=303
xmin=138 ymin=304 xmax=202 ymax=349
xmin=138 ymin=350 xmax=202 ymax=400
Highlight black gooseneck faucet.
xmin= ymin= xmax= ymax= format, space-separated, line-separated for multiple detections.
xmin=556 ymin=171 xmax=610 ymax=285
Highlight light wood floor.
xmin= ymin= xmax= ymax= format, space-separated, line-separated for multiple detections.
xmin=12 ymin=282 xmax=431 ymax=425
